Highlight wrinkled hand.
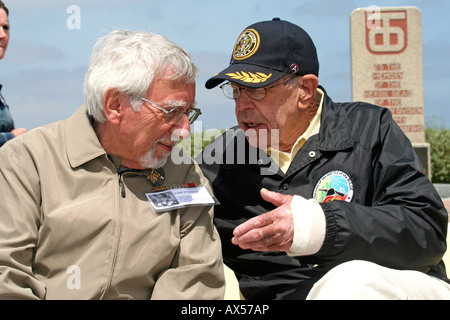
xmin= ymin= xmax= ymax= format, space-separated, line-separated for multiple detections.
xmin=232 ymin=188 xmax=294 ymax=252
xmin=11 ymin=128 xmax=27 ymax=137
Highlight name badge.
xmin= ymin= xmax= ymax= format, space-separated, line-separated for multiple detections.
xmin=145 ymin=185 xmax=216 ymax=212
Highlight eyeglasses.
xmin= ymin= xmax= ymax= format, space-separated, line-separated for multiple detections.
xmin=136 ymin=96 xmax=201 ymax=125
xmin=220 ymin=76 xmax=297 ymax=100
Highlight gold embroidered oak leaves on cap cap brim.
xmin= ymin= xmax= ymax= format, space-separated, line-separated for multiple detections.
xmin=225 ymin=71 xmax=272 ymax=84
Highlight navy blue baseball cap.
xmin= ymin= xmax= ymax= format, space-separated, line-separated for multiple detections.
xmin=205 ymin=18 xmax=319 ymax=89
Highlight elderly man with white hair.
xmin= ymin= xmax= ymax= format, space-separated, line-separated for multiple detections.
xmin=0 ymin=29 xmax=224 ymax=300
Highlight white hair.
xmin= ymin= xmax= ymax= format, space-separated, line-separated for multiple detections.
xmin=84 ymin=29 xmax=199 ymax=122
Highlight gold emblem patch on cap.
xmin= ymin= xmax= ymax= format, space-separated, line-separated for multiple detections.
xmin=233 ymin=28 xmax=260 ymax=60
xmin=226 ymin=71 xmax=272 ymax=84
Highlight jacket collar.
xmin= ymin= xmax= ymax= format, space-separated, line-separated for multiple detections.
xmin=316 ymin=86 xmax=354 ymax=152
xmin=65 ymin=105 xmax=107 ymax=168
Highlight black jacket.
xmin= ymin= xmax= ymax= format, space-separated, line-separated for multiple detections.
xmin=197 ymin=88 xmax=448 ymax=300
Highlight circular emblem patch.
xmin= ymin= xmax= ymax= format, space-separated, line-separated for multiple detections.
xmin=290 ymin=64 xmax=299 ymax=74
xmin=233 ymin=28 xmax=260 ymax=60
xmin=313 ymin=171 xmax=354 ymax=203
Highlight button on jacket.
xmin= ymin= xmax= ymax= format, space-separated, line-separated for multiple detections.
xmin=197 ymin=87 xmax=448 ymax=300
xmin=0 ymin=105 xmax=225 ymax=299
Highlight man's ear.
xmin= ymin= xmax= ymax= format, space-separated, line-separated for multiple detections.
xmin=103 ymin=88 xmax=123 ymax=124
xmin=298 ymin=74 xmax=319 ymax=107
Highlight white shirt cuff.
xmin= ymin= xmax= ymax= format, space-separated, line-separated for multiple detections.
xmin=288 ymin=195 xmax=326 ymax=256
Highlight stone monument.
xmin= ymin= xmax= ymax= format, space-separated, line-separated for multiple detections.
xmin=350 ymin=6 xmax=431 ymax=178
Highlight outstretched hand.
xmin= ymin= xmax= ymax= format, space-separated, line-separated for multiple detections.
xmin=232 ymin=188 xmax=294 ymax=252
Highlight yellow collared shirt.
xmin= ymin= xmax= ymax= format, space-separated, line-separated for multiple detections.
xmin=269 ymin=88 xmax=324 ymax=173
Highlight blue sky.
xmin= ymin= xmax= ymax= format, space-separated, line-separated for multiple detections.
xmin=2 ymin=0 xmax=449 ymax=132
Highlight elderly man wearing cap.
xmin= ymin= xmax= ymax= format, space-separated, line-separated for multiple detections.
xmin=198 ymin=18 xmax=450 ymax=299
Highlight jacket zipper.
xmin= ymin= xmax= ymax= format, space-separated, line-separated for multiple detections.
xmin=117 ymin=168 xmax=135 ymax=198
xmin=117 ymin=168 xmax=152 ymax=198
xmin=118 ymin=174 xmax=126 ymax=198
xmin=99 ymin=169 xmax=126 ymax=299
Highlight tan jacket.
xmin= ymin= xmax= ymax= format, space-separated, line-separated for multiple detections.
xmin=0 ymin=106 xmax=225 ymax=300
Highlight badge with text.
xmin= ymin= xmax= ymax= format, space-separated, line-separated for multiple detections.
xmin=313 ymin=170 xmax=354 ymax=203
xmin=145 ymin=185 xmax=216 ymax=212
xmin=233 ymin=28 xmax=260 ymax=60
